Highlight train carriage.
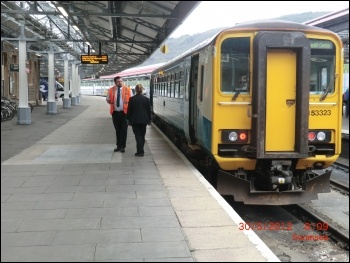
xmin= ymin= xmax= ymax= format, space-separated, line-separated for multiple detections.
xmin=150 ymin=20 xmax=343 ymax=205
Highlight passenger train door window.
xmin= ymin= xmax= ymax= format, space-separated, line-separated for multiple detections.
xmin=309 ymin=39 xmax=336 ymax=96
xmin=220 ymin=37 xmax=250 ymax=95
xmin=199 ymin=65 xmax=204 ymax=101
xmin=185 ymin=68 xmax=190 ymax=101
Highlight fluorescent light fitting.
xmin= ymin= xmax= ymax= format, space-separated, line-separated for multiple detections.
xmin=85 ymin=42 xmax=91 ymax=46
xmin=72 ymin=25 xmax=80 ymax=31
xmin=57 ymin=6 xmax=68 ymax=17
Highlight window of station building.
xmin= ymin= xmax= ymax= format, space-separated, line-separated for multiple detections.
xmin=220 ymin=37 xmax=250 ymax=95
xmin=12 ymin=54 xmax=17 ymax=63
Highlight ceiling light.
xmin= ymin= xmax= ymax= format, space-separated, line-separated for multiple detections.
xmin=73 ymin=25 xmax=80 ymax=31
xmin=57 ymin=6 xmax=68 ymax=17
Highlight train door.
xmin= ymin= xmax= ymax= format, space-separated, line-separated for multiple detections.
xmin=266 ymin=49 xmax=296 ymax=151
xmin=184 ymin=66 xmax=191 ymax=142
xmin=251 ymin=31 xmax=310 ymax=159
xmin=189 ymin=55 xmax=199 ymax=143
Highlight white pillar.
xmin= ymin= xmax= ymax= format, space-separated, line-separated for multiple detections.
xmin=47 ymin=50 xmax=57 ymax=114
xmin=63 ymin=58 xmax=71 ymax=108
xmin=48 ymin=52 xmax=55 ymax=102
xmin=18 ymin=40 xmax=28 ymax=108
xmin=71 ymin=62 xmax=77 ymax=105
xmin=17 ymin=22 xmax=31 ymax=125
xmin=77 ymin=73 xmax=81 ymax=104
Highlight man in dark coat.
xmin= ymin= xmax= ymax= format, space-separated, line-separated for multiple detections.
xmin=126 ymin=84 xmax=152 ymax=157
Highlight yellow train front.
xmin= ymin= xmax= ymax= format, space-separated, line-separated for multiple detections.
xmin=151 ymin=20 xmax=343 ymax=205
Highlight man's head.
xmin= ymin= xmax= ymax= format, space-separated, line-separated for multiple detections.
xmin=135 ymin=84 xmax=143 ymax=95
xmin=114 ymin=76 xmax=123 ymax=87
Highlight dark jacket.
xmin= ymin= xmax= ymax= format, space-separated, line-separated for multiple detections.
xmin=126 ymin=94 xmax=151 ymax=125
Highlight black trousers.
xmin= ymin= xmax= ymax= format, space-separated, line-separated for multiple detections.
xmin=131 ymin=124 xmax=147 ymax=154
xmin=112 ymin=111 xmax=128 ymax=149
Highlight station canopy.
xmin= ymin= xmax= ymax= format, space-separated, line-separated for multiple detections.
xmin=1 ymin=1 xmax=200 ymax=78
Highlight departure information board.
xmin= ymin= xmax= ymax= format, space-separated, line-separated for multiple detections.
xmin=81 ymin=55 xmax=108 ymax=64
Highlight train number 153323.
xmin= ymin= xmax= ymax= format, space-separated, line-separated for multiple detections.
xmin=309 ymin=110 xmax=331 ymax=116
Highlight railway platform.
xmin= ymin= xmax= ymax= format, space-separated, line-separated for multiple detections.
xmin=1 ymin=96 xmax=279 ymax=262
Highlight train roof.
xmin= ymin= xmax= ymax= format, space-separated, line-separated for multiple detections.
xmin=100 ymin=62 xmax=166 ymax=79
xmin=152 ymin=19 xmax=336 ymax=73
xmin=232 ymin=19 xmax=334 ymax=32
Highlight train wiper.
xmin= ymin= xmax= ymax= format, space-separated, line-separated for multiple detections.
xmin=232 ymin=86 xmax=243 ymax=100
xmin=320 ymin=74 xmax=337 ymax=101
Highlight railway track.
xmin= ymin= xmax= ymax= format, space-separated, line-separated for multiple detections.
xmin=330 ymin=161 xmax=349 ymax=195
xmin=283 ymin=204 xmax=349 ymax=251
xmin=330 ymin=178 xmax=349 ymax=195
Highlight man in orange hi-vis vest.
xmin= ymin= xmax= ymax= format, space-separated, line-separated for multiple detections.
xmin=106 ymin=76 xmax=133 ymax=153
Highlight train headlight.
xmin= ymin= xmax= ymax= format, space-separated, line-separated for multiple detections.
xmin=316 ymin=132 xmax=326 ymax=141
xmin=308 ymin=130 xmax=331 ymax=142
xmin=228 ymin=132 xmax=238 ymax=141
xmin=222 ymin=130 xmax=249 ymax=143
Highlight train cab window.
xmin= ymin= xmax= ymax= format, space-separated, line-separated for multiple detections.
xmin=309 ymin=39 xmax=336 ymax=95
xmin=220 ymin=37 xmax=250 ymax=95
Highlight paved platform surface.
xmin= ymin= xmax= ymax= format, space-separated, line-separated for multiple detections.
xmin=1 ymin=96 xmax=279 ymax=262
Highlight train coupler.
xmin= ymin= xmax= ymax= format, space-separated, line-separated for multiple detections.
xmin=216 ymin=169 xmax=331 ymax=205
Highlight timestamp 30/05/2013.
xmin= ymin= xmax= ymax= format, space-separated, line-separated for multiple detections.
xmin=238 ymin=222 xmax=329 ymax=232
xmin=238 ymin=222 xmax=293 ymax=231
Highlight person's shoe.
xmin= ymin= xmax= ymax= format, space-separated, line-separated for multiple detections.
xmin=114 ymin=147 xmax=121 ymax=152
xmin=120 ymin=148 xmax=125 ymax=153
xmin=135 ymin=153 xmax=144 ymax=157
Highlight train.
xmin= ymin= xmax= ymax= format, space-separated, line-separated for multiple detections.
xmin=91 ymin=20 xmax=344 ymax=205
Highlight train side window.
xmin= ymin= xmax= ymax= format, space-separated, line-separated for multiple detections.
xmin=165 ymin=81 xmax=169 ymax=97
xmin=168 ymin=80 xmax=172 ymax=97
xmin=180 ymin=79 xmax=184 ymax=99
xmin=155 ymin=83 xmax=159 ymax=96
xmin=175 ymin=81 xmax=179 ymax=98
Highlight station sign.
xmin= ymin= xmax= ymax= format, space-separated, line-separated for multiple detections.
xmin=81 ymin=55 xmax=108 ymax=64
xmin=9 ymin=64 xmax=19 ymax=72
